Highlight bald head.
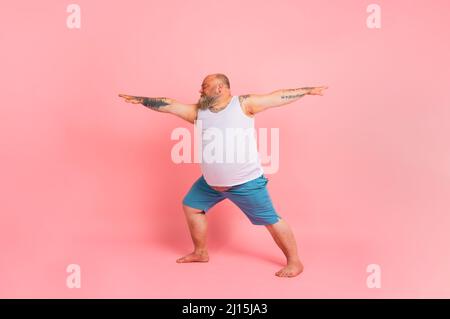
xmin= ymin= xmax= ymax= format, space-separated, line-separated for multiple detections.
xmin=202 ymin=73 xmax=230 ymax=89
xmin=211 ymin=73 xmax=230 ymax=89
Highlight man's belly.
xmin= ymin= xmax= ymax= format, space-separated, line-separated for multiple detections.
xmin=210 ymin=186 xmax=232 ymax=192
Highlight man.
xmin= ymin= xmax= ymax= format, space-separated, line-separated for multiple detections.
xmin=119 ymin=74 xmax=327 ymax=277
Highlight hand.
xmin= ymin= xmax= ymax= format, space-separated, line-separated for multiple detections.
xmin=308 ymin=86 xmax=328 ymax=96
xmin=118 ymin=94 xmax=144 ymax=104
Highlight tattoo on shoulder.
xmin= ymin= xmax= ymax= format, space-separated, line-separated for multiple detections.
xmin=239 ymin=95 xmax=250 ymax=103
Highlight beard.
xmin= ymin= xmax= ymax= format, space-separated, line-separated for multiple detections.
xmin=197 ymin=94 xmax=220 ymax=110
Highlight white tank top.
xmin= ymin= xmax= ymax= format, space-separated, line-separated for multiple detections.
xmin=196 ymin=95 xmax=264 ymax=186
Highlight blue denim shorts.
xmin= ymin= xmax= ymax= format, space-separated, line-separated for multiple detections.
xmin=182 ymin=174 xmax=281 ymax=225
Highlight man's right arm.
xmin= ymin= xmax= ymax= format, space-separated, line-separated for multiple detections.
xmin=118 ymin=94 xmax=198 ymax=124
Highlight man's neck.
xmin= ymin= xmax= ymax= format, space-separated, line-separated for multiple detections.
xmin=212 ymin=94 xmax=232 ymax=108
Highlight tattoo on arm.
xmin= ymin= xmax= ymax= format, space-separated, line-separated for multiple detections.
xmin=284 ymin=87 xmax=315 ymax=92
xmin=280 ymin=87 xmax=315 ymax=100
xmin=281 ymin=93 xmax=305 ymax=99
xmin=141 ymin=97 xmax=170 ymax=110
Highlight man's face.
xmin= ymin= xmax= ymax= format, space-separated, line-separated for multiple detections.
xmin=197 ymin=78 xmax=220 ymax=110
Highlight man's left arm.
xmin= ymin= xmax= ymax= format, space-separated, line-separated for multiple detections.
xmin=240 ymin=86 xmax=328 ymax=115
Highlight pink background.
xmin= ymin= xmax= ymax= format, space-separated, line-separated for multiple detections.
xmin=1 ymin=0 xmax=450 ymax=298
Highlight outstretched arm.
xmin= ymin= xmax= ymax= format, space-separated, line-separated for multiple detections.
xmin=240 ymin=86 xmax=328 ymax=115
xmin=118 ymin=94 xmax=198 ymax=124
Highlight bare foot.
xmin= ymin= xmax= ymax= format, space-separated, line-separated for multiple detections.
xmin=176 ymin=251 xmax=209 ymax=263
xmin=275 ymin=260 xmax=304 ymax=277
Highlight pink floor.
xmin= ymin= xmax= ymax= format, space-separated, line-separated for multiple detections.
xmin=2 ymin=206 xmax=449 ymax=298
